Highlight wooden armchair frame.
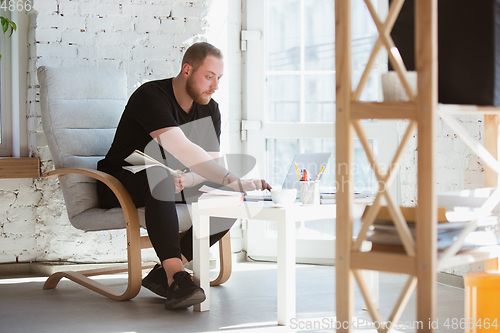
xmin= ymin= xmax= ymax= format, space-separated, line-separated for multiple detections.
xmin=42 ymin=168 xmax=232 ymax=301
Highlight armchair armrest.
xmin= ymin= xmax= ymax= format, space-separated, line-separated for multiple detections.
xmin=43 ymin=168 xmax=140 ymax=230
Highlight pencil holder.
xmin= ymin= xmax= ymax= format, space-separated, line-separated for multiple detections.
xmin=299 ymin=180 xmax=320 ymax=205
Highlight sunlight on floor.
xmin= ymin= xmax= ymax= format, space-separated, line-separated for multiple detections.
xmin=0 ymin=276 xmax=48 ymax=284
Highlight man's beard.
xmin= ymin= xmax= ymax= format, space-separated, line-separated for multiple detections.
xmin=186 ymin=75 xmax=213 ymax=105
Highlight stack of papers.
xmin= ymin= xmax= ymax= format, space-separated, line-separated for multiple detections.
xmin=122 ymin=150 xmax=183 ymax=177
xmin=363 ymin=205 xmax=499 ymax=252
xmin=197 ymin=185 xmax=244 ymax=209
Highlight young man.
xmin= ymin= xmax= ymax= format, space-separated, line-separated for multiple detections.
xmin=97 ymin=42 xmax=271 ymax=310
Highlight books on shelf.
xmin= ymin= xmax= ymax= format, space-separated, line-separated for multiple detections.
xmin=367 ymin=223 xmax=467 ymax=250
xmin=363 ymin=204 xmax=500 ymax=252
xmin=197 ymin=185 xmax=244 ymax=209
xmin=122 ymin=150 xmax=183 ymax=176
xmin=363 ymin=205 xmax=449 ymax=223
xmin=370 ymin=230 xmax=500 ymax=253
xmin=362 ymin=204 xmax=490 ymax=223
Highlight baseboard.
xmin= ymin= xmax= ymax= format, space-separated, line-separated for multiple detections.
xmin=234 ymin=250 xmax=247 ymax=263
xmin=437 ymin=272 xmax=464 ymax=289
xmin=30 ymin=262 xmax=129 ymax=276
xmin=0 ymin=263 xmax=31 ymax=277
xmin=1 ymin=258 xmax=219 ymax=278
xmin=0 ymin=262 xmax=145 ymax=277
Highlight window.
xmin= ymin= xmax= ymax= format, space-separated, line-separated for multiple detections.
xmin=0 ymin=7 xmax=29 ymax=157
xmin=243 ymin=0 xmax=398 ymax=263
xmin=0 ymin=8 xmax=12 ymax=156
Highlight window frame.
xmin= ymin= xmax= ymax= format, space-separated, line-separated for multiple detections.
xmin=0 ymin=8 xmax=13 ymax=156
xmin=0 ymin=7 xmax=29 ymax=157
xmin=242 ymin=0 xmax=399 ymax=264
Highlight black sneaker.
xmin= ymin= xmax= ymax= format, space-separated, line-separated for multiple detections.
xmin=142 ymin=264 xmax=169 ymax=298
xmin=165 ymin=271 xmax=206 ymax=310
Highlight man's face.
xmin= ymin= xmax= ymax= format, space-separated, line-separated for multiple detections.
xmin=185 ymin=55 xmax=224 ymax=105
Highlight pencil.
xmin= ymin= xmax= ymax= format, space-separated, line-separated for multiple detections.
xmin=294 ymin=162 xmax=301 ymax=180
xmin=316 ymin=166 xmax=325 ymax=181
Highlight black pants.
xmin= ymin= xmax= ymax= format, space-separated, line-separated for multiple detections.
xmin=97 ymin=167 xmax=235 ymax=262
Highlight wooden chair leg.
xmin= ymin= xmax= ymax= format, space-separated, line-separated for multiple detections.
xmin=43 ymin=228 xmax=231 ymax=297
xmin=210 ymin=230 xmax=232 ymax=286
xmin=43 ymin=218 xmax=155 ymax=301
xmin=41 ymin=168 xmax=156 ymax=301
xmin=42 ymin=262 xmax=156 ymax=301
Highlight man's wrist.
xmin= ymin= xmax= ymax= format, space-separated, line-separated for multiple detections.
xmin=221 ymin=171 xmax=231 ymax=185
xmin=190 ymin=172 xmax=195 ymax=187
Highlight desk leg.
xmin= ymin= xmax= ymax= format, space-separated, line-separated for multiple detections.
xmin=192 ymin=203 xmax=210 ymax=312
xmin=361 ymin=241 xmax=379 ymax=310
xmin=277 ymin=220 xmax=296 ymax=326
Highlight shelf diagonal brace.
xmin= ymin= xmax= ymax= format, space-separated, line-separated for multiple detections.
xmin=363 ymin=0 xmax=416 ymax=101
xmin=438 ymin=187 xmax=500 ymax=268
xmin=382 ymin=275 xmax=418 ymax=333
xmin=437 ymin=219 xmax=479 ymax=270
xmin=354 ymin=0 xmax=405 ymax=101
xmin=354 ymin=270 xmax=417 ymax=333
xmin=439 ymin=109 xmax=500 ymax=175
xmin=353 ymin=120 xmax=417 ymax=257
xmin=353 ymin=270 xmax=384 ymax=332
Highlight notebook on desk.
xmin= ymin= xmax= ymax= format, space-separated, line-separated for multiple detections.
xmin=245 ymin=152 xmax=332 ymax=201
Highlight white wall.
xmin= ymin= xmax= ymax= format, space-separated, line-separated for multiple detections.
xmin=0 ymin=0 xmax=242 ymax=264
xmin=399 ymin=116 xmax=484 ymax=207
xmin=398 ymin=114 xmax=485 ymax=275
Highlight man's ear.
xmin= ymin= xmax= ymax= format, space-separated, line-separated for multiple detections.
xmin=182 ymin=63 xmax=192 ymax=78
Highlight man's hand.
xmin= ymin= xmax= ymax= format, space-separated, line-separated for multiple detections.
xmin=227 ymin=178 xmax=272 ymax=192
xmin=172 ymin=171 xmax=186 ymax=193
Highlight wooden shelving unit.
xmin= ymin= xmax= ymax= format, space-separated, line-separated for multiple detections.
xmin=335 ymin=1 xmax=500 ymax=332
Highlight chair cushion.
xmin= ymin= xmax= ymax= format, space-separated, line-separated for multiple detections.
xmin=38 ymin=66 xmax=128 ymax=222
xmin=71 ymin=204 xmax=192 ymax=232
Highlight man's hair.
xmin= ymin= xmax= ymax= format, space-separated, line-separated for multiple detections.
xmin=181 ymin=42 xmax=223 ymax=72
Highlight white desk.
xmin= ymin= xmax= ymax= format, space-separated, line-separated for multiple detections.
xmin=191 ymin=201 xmax=336 ymax=326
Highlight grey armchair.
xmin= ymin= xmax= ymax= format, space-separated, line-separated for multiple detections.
xmin=37 ymin=66 xmax=231 ymax=301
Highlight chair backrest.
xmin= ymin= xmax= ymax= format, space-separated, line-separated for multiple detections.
xmin=38 ymin=66 xmax=127 ymax=229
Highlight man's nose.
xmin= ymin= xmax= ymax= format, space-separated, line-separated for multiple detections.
xmin=211 ymin=79 xmax=219 ymax=91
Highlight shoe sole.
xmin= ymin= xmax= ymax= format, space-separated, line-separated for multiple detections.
xmin=165 ymin=289 xmax=206 ymax=310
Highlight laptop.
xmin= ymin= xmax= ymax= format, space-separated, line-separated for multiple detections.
xmin=246 ymin=152 xmax=332 ymax=201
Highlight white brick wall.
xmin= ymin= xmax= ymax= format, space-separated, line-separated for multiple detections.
xmin=399 ymin=115 xmax=485 ymax=208
xmin=0 ymin=179 xmax=39 ymax=262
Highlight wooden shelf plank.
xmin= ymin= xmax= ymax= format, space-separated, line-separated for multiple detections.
xmin=439 ymin=104 xmax=500 ymax=115
xmin=366 ymin=243 xmax=500 ymax=272
xmin=351 ymin=101 xmax=417 ymax=119
xmin=0 ymin=157 xmax=40 ymax=179
xmin=351 ymin=251 xmax=416 ymax=275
